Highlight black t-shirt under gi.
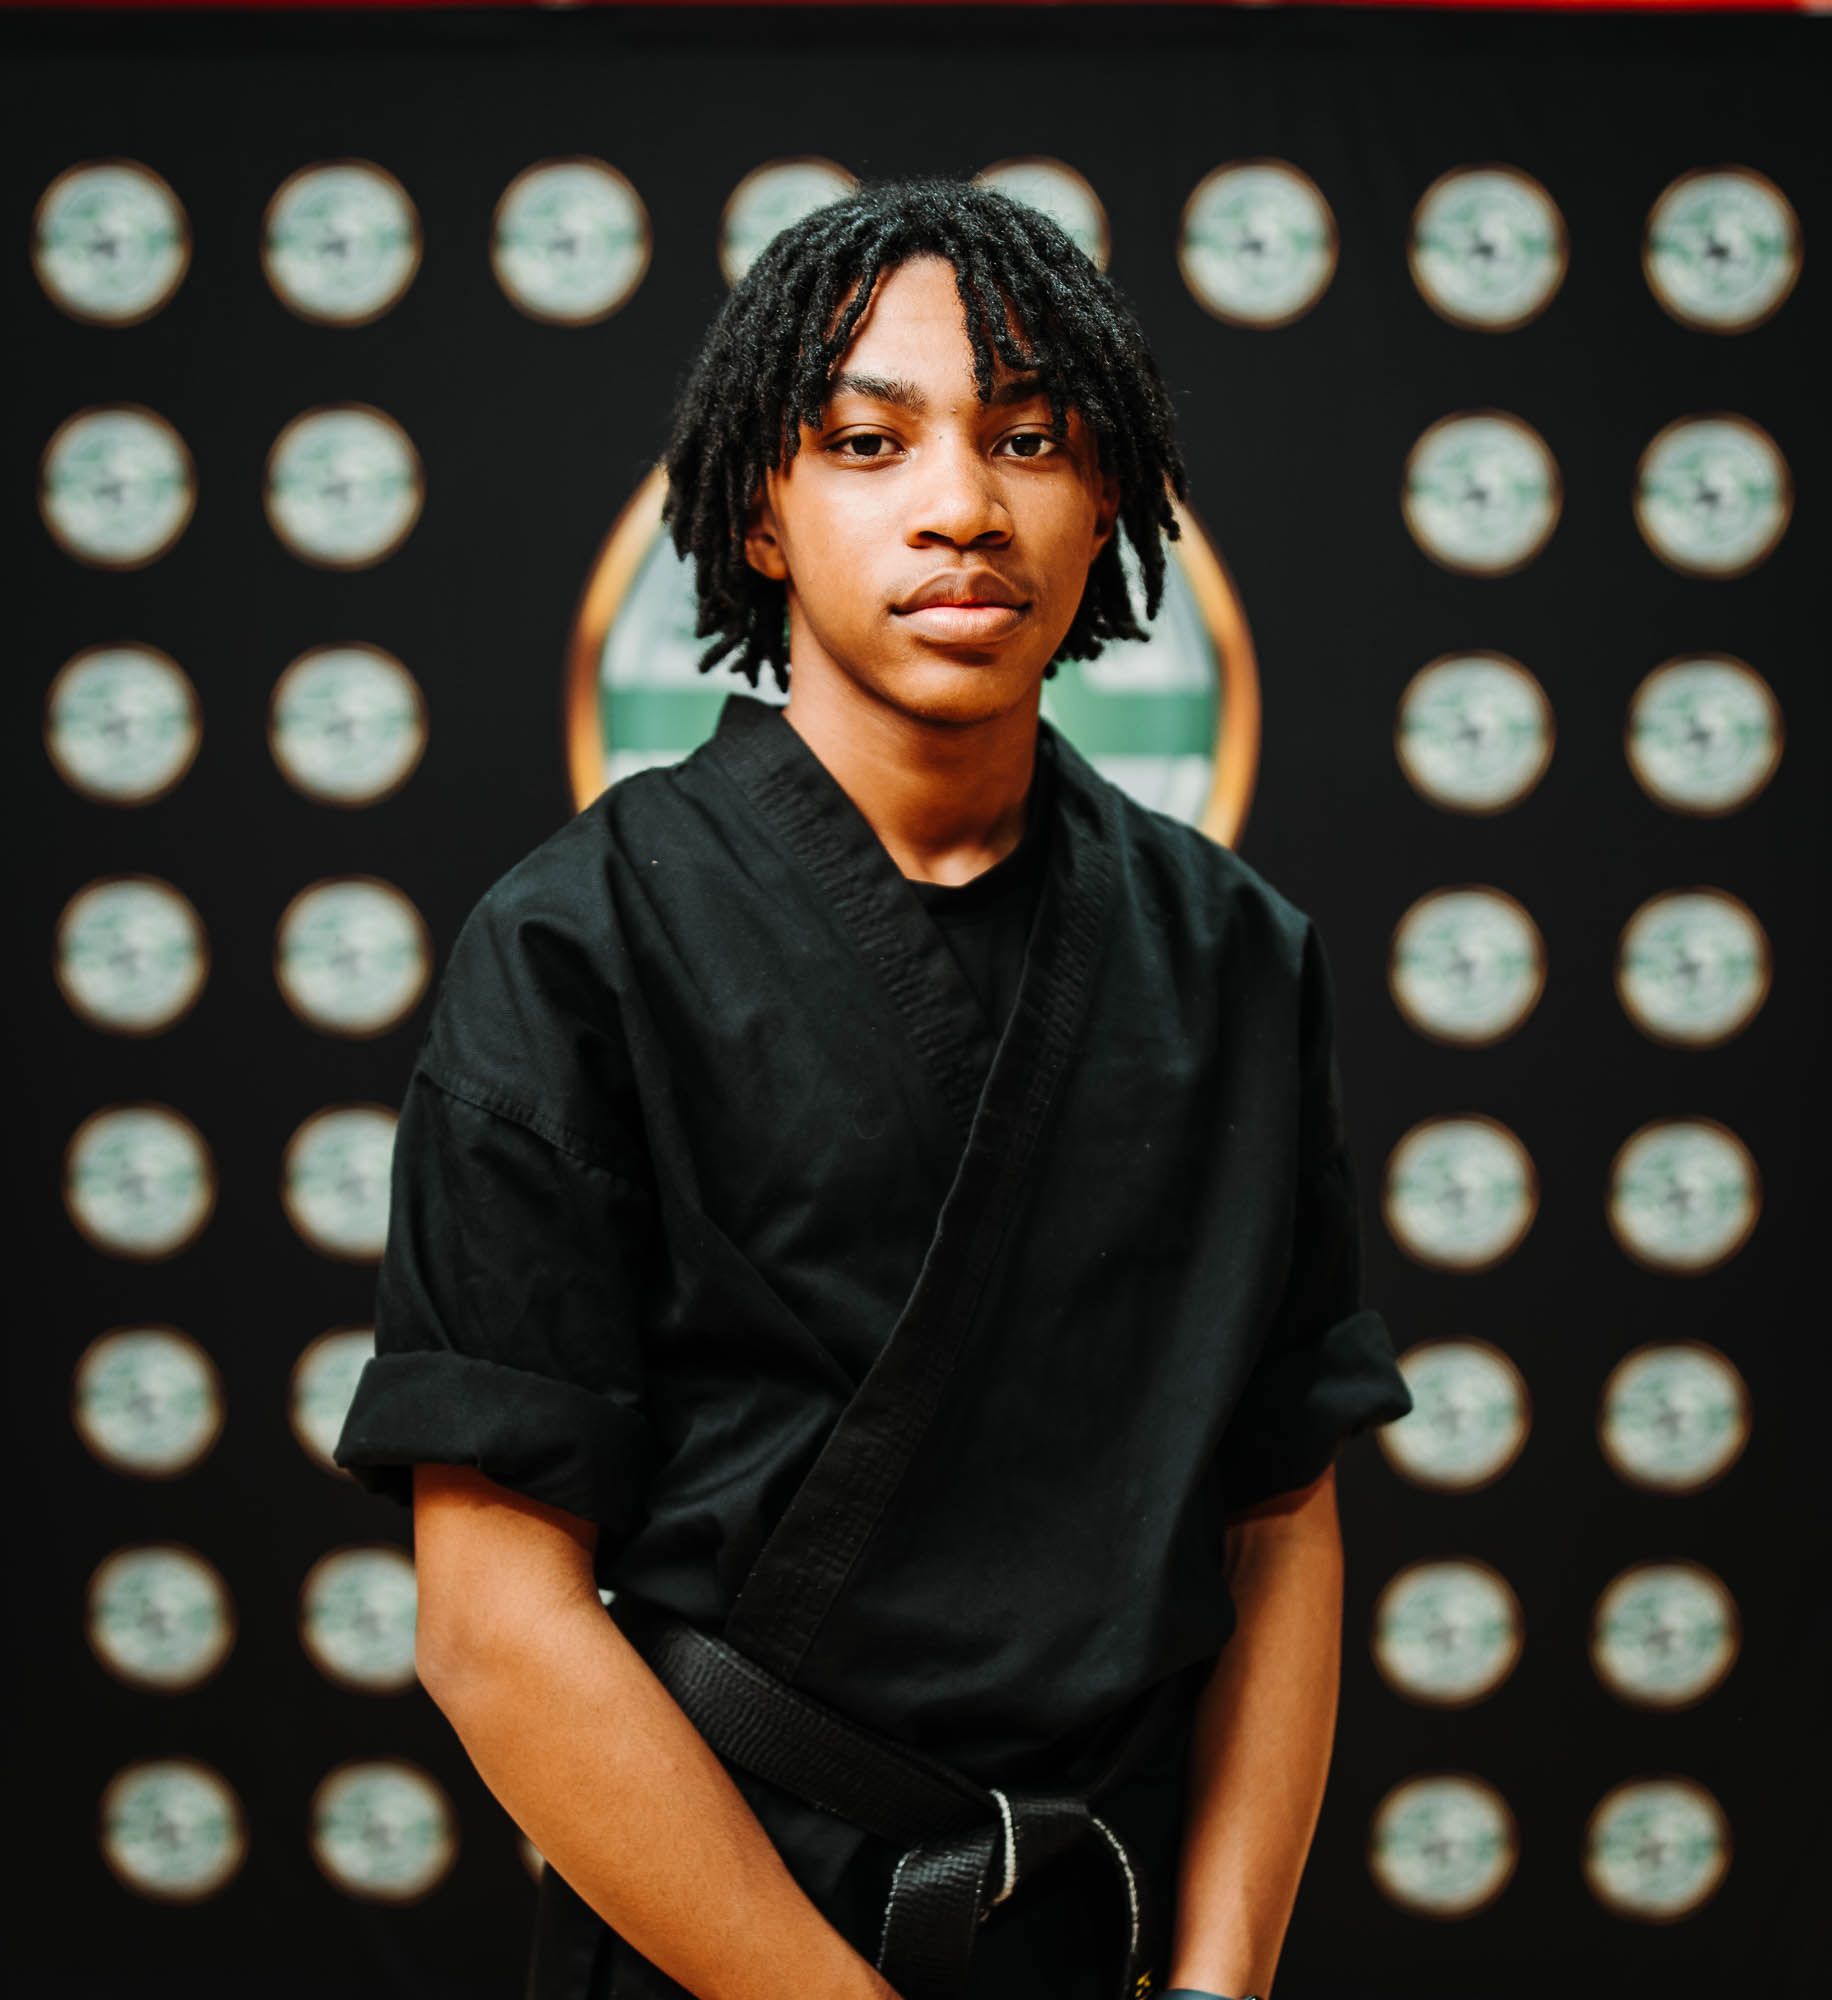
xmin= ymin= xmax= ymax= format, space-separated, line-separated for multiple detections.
xmin=332 ymin=692 xmax=1413 ymax=2000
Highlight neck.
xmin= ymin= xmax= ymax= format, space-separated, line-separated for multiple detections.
xmin=780 ymin=657 xmax=1042 ymax=887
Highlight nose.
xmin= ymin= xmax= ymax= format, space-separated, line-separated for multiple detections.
xmin=906 ymin=433 xmax=1013 ymax=551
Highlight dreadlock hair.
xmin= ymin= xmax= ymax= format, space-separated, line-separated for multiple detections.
xmin=660 ymin=174 xmax=1189 ymax=694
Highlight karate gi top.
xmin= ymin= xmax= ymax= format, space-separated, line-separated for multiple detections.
xmin=332 ymin=689 xmax=1415 ymax=2000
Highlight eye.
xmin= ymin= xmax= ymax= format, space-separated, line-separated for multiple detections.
xmin=826 ymin=432 xmax=901 ymax=461
xmin=998 ymin=430 xmax=1060 ymax=460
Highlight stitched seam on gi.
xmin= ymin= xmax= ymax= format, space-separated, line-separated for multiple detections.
xmin=415 ymin=1061 xmax=656 ymax=1189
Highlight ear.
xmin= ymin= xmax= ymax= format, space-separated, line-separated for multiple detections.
xmin=1090 ymin=467 xmax=1122 ymax=557
xmin=743 ymin=477 xmax=790 ymax=583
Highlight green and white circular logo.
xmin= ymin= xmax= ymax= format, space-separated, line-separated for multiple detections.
xmin=492 ymin=157 xmax=651 ymax=324
xmin=262 ymin=159 xmax=421 ymax=326
xmin=101 ymin=1759 xmax=247 ymax=1902
xmin=1616 ymin=889 xmax=1770 ymax=1047
xmin=1625 ymin=655 xmax=1782 ymax=816
xmin=1373 ymin=1559 xmax=1524 ymax=1706
xmin=275 ymin=877 xmax=431 ymax=1037
xmin=269 ymin=644 xmax=428 ymax=806
xmin=87 ymin=1544 xmax=234 ymax=1691
xmin=33 ymin=159 xmax=189 ymax=324
xmin=1409 ymin=166 xmax=1567 ymax=331
xmin=1395 ymin=653 xmax=1554 ymax=814
xmin=721 ymin=157 xmax=857 ymax=287
xmin=1600 ymin=1340 xmax=1749 ymax=1493
xmin=1381 ymin=1340 xmax=1530 ymax=1492
xmin=45 ymin=644 xmax=201 ymax=806
xmin=1179 ymin=159 xmax=1338 ymax=327
xmin=974 ymin=157 xmax=1109 ymax=269
xmin=1607 ymin=1118 xmax=1760 ymax=1274
xmin=292 ymin=1326 xmax=376 ymax=1469
xmin=1644 ymin=167 xmax=1801 ymax=332
xmin=301 ymin=1546 xmax=419 ymax=1693
xmin=73 ymin=1325 xmax=224 ymax=1478
xmin=41 ymin=404 xmax=195 ymax=568
xmin=265 ymin=404 xmax=424 ymax=568
xmin=65 ymin=1103 xmax=216 ymax=1260
xmin=1389 ymin=886 xmax=1545 ymax=1045
xmin=1591 ymin=1562 xmax=1739 ymax=1711
xmin=1584 ymin=1779 xmax=1730 ymax=1919
xmin=1403 ymin=412 xmax=1560 ymax=574
xmin=1384 ymin=1115 xmax=1538 ymax=1271
xmin=55 ymin=875 xmax=208 ymax=1035
xmin=310 ymin=1760 xmax=457 ymax=1901
xmin=282 ymin=1105 xmax=396 ymax=1261
xmin=568 ymin=470 xmax=1259 ymax=845
xmin=1634 ymin=414 xmax=1791 ymax=577
xmin=1369 ymin=1775 xmax=1517 ymax=1916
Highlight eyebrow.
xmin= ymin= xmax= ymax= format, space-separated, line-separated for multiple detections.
xmin=824 ymin=370 xmax=1051 ymax=414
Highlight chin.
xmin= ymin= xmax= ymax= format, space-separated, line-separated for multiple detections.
xmin=877 ymin=655 xmax=1043 ymax=725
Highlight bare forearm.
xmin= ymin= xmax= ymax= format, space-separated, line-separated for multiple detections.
xmin=420 ymin=1592 xmax=898 ymax=2000
xmin=1167 ymin=1478 xmax=1345 ymax=1997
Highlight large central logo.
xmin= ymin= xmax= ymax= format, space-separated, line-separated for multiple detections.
xmin=564 ymin=465 xmax=1260 ymax=847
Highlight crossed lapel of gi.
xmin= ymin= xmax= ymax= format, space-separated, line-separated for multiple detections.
xmin=701 ymin=690 xmax=1117 ymax=1681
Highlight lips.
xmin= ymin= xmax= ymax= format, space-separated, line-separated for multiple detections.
xmin=895 ymin=569 xmax=1027 ymax=613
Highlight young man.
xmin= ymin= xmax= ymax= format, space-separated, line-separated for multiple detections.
xmin=333 ymin=179 xmax=1413 ymax=2000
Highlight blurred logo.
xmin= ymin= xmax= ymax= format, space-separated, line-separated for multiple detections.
xmin=721 ymin=157 xmax=858 ymax=287
xmin=87 ymin=1544 xmax=234 ymax=1691
xmin=1634 ymin=414 xmax=1791 ymax=577
xmin=45 ymin=644 xmax=202 ymax=805
xmin=265 ymin=404 xmax=424 ymax=568
xmin=1373 ymin=1559 xmax=1525 ymax=1706
xmin=1395 ymin=653 xmax=1554 ymax=814
xmin=1368 ymin=1775 xmax=1518 ymax=1916
xmin=1409 ymin=165 xmax=1567 ymax=331
xmin=1381 ymin=1339 xmax=1531 ymax=1492
xmin=33 ymin=159 xmax=189 ymax=324
xmin=282 ymin=1104 xmax=398 ymax=1261
xmin=55 ymin=875 xmax=208 ymax=1035
xmin=1403 ymin=411 xmax=1560 ymax=574
xmin=1606 ymin=1118 xmax=1760 ymax=1274
xmin=100 ymin=1759 xmax=247 ymax=1901
xmin=275 ymin=876 xmax=431 ymax=1038
xmin=1389 ymin=886 xmax=1545 ymax=1045
xmin=1583 ymin=1780 xmax=1730 ymax=1919
xmin=301 ymin=1546 xmax=420 ymax=1693
xmin=1599 ymin=1340 xmax=1750 ymax=1493
xmin=1383 ymin=1115 xmax=1538 ymax=1271
xmin=1179 ymin=159 xmax=1337 ymax=327
xmin=292 ymin=1327 xmax=378 ymax=1469
xmin=1625 ymin=655 xmax=1782 ymax=815
xmin=310 ymin=1760 xmax=457 ymax=1901
xmin=64 ymin=1103 xmax=216 ymax=1260
xmin=1591 ymin=1562 xmax=1739 ymax=1711
xmin=269 ymin=643 xmax=429 ymax=806
xmin=40 ymin=404 xmax=195 ymax=568
xmin=1616 ymin=888 xmax=1770 ymax=1047
xmin=73 ymin=1325 xmax=225 ymax=1478
xmin=1644 ymin=167 xmax=1801 ymax=331
xmin=262 ymin=159 xmax=422 ymax=325
xmin=492 ymin=157 xmax=651 ymax=323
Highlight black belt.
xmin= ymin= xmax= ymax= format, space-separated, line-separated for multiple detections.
xmin=609 ymin=1592 xmax=1188 ymax=2000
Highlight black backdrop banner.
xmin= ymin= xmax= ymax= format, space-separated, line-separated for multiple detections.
xmin=9 ymin=6 xmax=1826 ymax=1998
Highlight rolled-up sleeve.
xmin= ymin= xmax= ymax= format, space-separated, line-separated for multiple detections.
xmin=331 ymin=855 xmax=660 ymax=1544
xmin=1215 ymin=917 xmax=1414 ymax=1515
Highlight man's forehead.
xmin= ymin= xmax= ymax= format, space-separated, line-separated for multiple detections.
xmin=822 ymin=368 xmax=1053 ymax=415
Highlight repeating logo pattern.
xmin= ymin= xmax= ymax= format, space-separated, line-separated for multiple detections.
xmin=275 ymin=877 xmax=432 ymax=1037
xmin=1605 ymin=1118 xmax=1761 ymax=1274
xmin=1402 ymin=412 xmax=1561 ymax=574
xmin=1599 ymin=1342 xmax=1751 ymax=1493
xmin=1368 ymin=1775 xmax=1518 ymax=1915
xmin=310 ymin=1761 xmax=458 ymax=1901
xmin=44 ymin=645 xmax=202 ymax=804
xmin=100 ymin=1759 xmax=247 ymax=1900
xmin=1383 ymin=1115 xmax=1538 ymax=1271
xmin=1380 ymin=1340 xmax=1531 ymax=1492
xmin=72 ymin=1326 xmax=225 ymax=1477
xmin=1409 ymin=166 xmax=1567 ymax=331
xmin=1590 ymin=1562 xmax=1740 ymax=1710
xmin=1633 ymin=414 xmax=1792 ymax=577
xmin=1625 ymin=655 xmax=1784 ymax=816
xmin=300 ymin=1547 xmax=419 ymax=1692
xmin=292 ymin=1328 xmax=379 ymax=1468
xmin=1373 ymin=1560 xmax=1525 ymax=1705
xmin=281 ymin=1105 xmax=397 ymax=1261
xmin=269 ymin=644 xmax=429 ymax=806
xmin=1583 ymin=1780 xmax=1731 ymax=1919
xmin=265 ymin=404 xmax=425 ymax=568
xmin=87 ymin=1544 xmax=235 ymax=1691
xmin=1615 ymin=889 xmax=1770 ymax=1047
xmin=263 ymin=160 xmax=422 ymax=325
xmin=1179 ymin=160 xmax=1338 ymax=327
xmin=1394 ymin=653 xmax=1555 ymax=814
xmin=1644 ymin=167 xmax=1802 ymax=332
xmin=64 ymin=1104 xmax=217 ymax=1260
xmin=720 ymin=157 xmax=857 ymax=286
xmin=1389 ymin=887 xmax=1545 ymax=1045
xmin=492 ymin=158 xmax=651 ymax=323
xmin=55 ymin=876 xmax=209 ymax=1035
xmin=40 ymin=404 xmax=196 ymax=568
xmin=33 ymin=159 xmax=190 ymax=324
xmin=974 ymin=157 xmax=1110 ymax=270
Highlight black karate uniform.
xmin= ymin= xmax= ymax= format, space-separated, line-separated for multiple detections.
xmin=332 ymin=689 xmax=1413 ymax=2000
